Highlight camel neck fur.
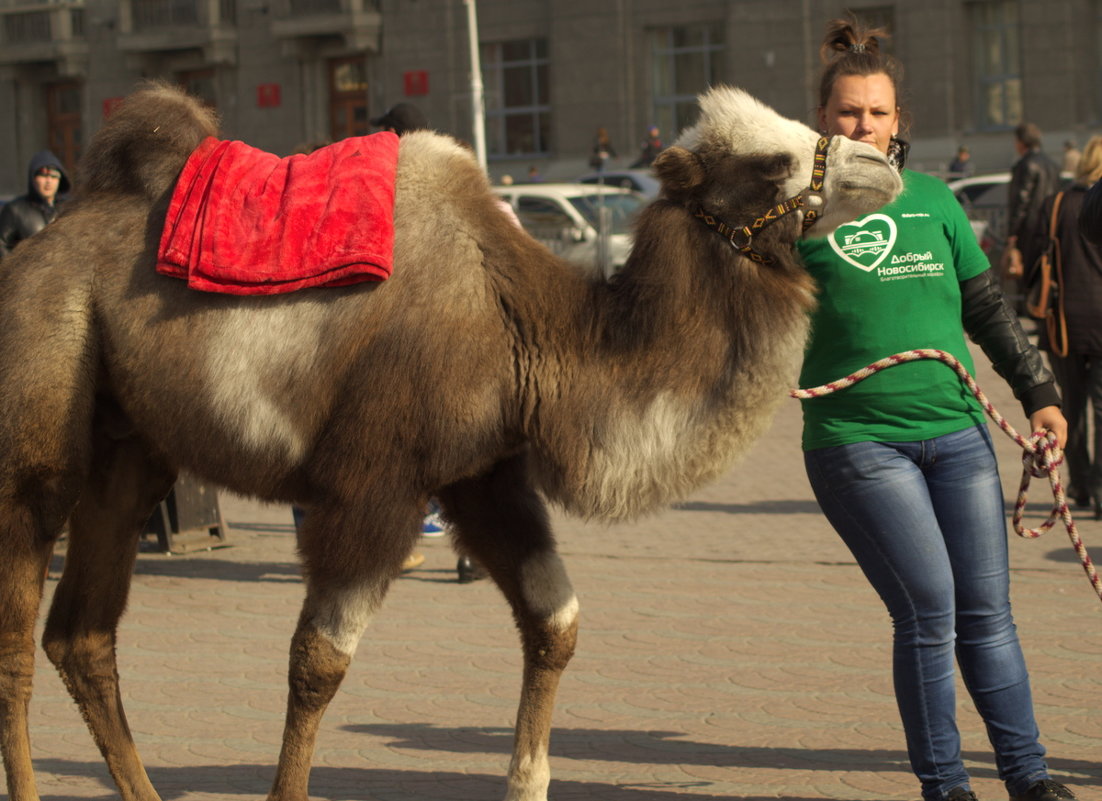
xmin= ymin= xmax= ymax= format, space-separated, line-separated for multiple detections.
xmin=491 ymin=197 xmax=816 ymax=522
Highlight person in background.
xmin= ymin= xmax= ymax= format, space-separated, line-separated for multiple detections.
xmin=1003 ymin=123 xmax=1061 ymax=294
xmin=629 ymin=125 xmax=664 ymax=168
xmin=796 ymin=14 xmax=1074 ymax=801
xmin=589 ymin=126 xmax=616 ymax=172
xmin=369 ymin=101 xmax=488 ymax=581
xmin=291 ymin=102 xmax=435 ymax=574
xmin=1023 ymin=135 xmax=1102 ymax=519
xmin=948 ymin=144 xmax=973 ymax=178
xmin=0 ymin=149 xmax=70 ymax=260
xmin=1062 ymin=139 xmax=1081 ymax=177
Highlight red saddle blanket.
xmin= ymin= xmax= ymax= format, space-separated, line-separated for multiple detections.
xmin=156 ymin=132 xmax=400 ymax=295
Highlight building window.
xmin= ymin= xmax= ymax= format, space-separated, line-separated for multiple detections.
xmin=2 ymin=10 xmax=52 ymax=43
xmin=969 ymin=0 xmax=1021 ymax=130
xmin=329 ymin=57 xmax=369 ymax=141
xmin=648 ymin=24 xmax=724 ymax=141
xmin=482 ymin=39 xmax=550 ymax=158
xmin=131 ymin=0 xmax=199 ymax=31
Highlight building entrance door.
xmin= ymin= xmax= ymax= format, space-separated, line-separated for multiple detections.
xmin=329 ymin=57 xmax=368 ymax=140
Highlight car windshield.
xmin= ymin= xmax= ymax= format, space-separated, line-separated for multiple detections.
xmin=568 ymin=193 xmax=645 ymax=234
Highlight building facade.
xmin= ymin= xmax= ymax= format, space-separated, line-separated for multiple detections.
xmin=0 ymin=0 xmax=1098 ymax=196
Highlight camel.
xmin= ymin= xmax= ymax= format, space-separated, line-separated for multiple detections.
xmin=0 ymin=81 xmax=901 ymax=801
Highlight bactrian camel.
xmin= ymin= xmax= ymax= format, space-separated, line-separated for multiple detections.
xmin=0 ymin=82 xmax=901 ymax=801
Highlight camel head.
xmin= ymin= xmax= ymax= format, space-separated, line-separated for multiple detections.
xmin=654 ymin=85 xmax=903 ymax=263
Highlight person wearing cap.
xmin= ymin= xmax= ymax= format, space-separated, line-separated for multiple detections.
xmin=370 ymin=102 xmax=429 ymax=136
xmin=0 ymin=149 xmax=71 ymax=259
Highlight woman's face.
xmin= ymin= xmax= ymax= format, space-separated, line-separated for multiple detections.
xmin=818 ymin=73 xmax=899 ymax=156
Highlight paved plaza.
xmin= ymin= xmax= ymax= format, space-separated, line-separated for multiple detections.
xmin=16 ymin=347 xmax=1102 ymax=801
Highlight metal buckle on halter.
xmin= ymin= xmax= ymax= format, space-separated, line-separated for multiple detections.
xmin=695 ymin=135 xmax=832 ymax=264
xmin=726 ymin=224 xmax=753 ymax=251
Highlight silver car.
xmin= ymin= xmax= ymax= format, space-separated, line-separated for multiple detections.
xmin=492 ymin=182 xmax=647 ymax=278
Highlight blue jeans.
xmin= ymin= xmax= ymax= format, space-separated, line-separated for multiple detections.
xmin=804 ymin=425 xmax=1050 ymax=800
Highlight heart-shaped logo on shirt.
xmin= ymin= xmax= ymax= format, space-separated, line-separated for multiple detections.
xmin=828 ymin=213 xmax=897 ymax=272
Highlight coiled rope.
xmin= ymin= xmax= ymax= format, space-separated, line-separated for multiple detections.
xmin=791 ymin=348 xmax=1102 ymax=604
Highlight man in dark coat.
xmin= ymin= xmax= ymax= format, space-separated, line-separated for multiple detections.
xmin=1002 ymin=123 xmax=1060 ymax=307
xmin=1007 ymin=123 xmax=1060 ymax=251
xmin=0 ymin=149 xmax=71 ymax=259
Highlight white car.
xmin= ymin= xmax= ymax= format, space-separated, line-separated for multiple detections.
xmin=492 ymin=182 xmax=646 ymax=278
xmin=946 ymin=172 xmax=1011 ymax=264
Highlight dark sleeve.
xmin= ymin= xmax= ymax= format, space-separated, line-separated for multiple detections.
xmin=1020 ymin=193 xmax=1054 ymax=286
xmin=0 ymin=203 xmax=18 ymax=258
xmin=1082 ymin=179 xmax=1102 ymax=247
xmin=959 ymin=268 xmax=1060 ymax=415
xmin=1008 ymin=163 xmax=1039 ymax=240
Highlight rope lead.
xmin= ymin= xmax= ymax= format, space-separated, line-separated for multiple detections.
xmin=793 ymin=348 xmax=1102 ymax=605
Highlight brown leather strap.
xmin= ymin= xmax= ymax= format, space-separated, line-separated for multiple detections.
xmin=1048 ymin=191 xmax=1069 ymax=357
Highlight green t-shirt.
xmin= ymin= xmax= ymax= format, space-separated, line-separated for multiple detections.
xmin=796 ymin=169 xmax=991 ymax=450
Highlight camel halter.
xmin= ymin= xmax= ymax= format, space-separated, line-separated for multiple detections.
xmin=694 ymin=135 xmax=831 ymax=265
xmin=794 ymin=348 xmax=1102 ymax=605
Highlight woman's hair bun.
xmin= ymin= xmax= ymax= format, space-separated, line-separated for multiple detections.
xmin=820 ymin=16 xmax=887 ymax=64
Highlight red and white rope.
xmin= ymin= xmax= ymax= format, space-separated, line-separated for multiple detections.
xmin=792 ymin=348 xmax=1102 ymax=604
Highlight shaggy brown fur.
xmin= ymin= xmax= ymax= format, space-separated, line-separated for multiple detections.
xmin=0 ymin=81 xmax=900 ymax=801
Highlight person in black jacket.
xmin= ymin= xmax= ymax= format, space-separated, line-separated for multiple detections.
xmin=1003 ymin=124 xmax=1060 ymax=294
xmin=0 ymin=150 xmax=70 ymax=260
xmin=1024 ymin=136 xmax=1102 ymax=517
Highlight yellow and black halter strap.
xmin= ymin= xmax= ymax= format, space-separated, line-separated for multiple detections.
xmin=694 ymin=135 xmax=832 ymax=265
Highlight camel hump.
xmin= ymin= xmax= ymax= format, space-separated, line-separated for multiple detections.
xmin=75 ymin=80 xmax=219 ymax=203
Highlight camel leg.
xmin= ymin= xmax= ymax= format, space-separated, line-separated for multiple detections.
xmin=41 ymin=430 xmax=176 ymax=801
xmin=268 ymin=500 xmax=421 ymax=801
xmin=439 ymin=454 xmax=579 ymax=801
xmin=0 ymin=505 xmax=64 ymax=801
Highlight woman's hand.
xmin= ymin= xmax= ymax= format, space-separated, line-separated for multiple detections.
xmin=1029 ymin=405 xmax=1067 ymax=449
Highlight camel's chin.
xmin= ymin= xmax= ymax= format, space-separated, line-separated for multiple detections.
xmin=833 ymin=182 xmax=899 ymax=202
xmin=804 ymin=187 xmax=899 ymax=237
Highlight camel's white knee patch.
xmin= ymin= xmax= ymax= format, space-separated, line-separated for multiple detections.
xmin=520 ymin=553 xmax=578 ymax=631
xmin=306 ymin=582 xmax=385 ymax=656
xmin=505 ymin=750 xmax=551 ymax=801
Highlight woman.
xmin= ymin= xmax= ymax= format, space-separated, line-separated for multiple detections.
xmin=796 ymin=16 xmax=1075 ymax=801
xmin=1024 ymin=136 xmax=1102 ymax=519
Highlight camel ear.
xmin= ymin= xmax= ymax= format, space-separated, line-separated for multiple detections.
xmin=653 ymin=146 xmax=706 ymax=197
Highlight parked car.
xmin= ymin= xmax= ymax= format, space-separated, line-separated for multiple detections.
xmin=946 ymin=172 xmax=1011 ymax=266
xmin=492 ymin=182 xmax=646 ymax=277
xmin=577 ymin=168 xmax=662 ymax=200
